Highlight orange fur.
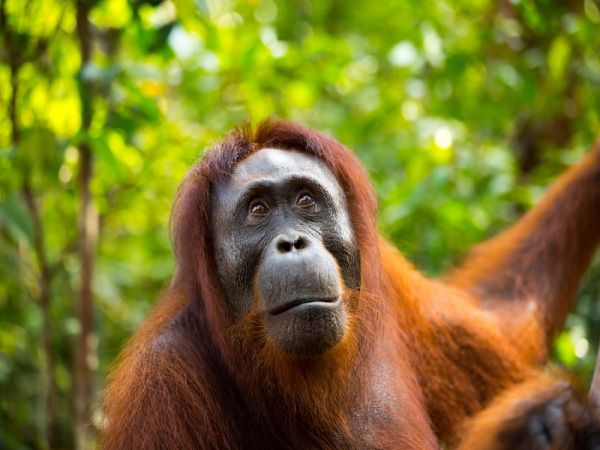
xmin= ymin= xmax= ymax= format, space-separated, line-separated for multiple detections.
xmin=102 ymin=122 xmax=600 ymax=449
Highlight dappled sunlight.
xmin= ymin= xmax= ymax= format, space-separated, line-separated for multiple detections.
xmin=1 ymin=0 xmax=599 ymax=448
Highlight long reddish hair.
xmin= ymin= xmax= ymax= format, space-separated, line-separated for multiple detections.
xmin=163 ymin=119 xmax=386 ymax=423
xmin=103 ymin=119 xmax=400 ymax=449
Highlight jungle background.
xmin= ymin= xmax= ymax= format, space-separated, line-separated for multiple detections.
xmin=1 ymin=0 xmax=599 ymax=448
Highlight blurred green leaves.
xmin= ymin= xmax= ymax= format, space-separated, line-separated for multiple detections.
xmin=1 ymin=0 xmax=599 ymax=447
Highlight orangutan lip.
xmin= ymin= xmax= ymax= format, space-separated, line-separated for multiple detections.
xmin=268 ymin=296 xmax=340 ymax=316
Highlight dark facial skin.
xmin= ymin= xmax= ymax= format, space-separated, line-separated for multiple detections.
xmin=211 ymin=148 xmax=361 ymax=355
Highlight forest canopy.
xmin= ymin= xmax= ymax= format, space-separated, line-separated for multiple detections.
xmin=0 ymin=0 xmax=599 ymax=448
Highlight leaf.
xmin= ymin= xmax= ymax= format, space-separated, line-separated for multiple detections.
xmin=17 ymin=126 xmax=61 ymax=187
xmin=554 ymin=330 xmax=578 ymax=367
xmin=547 ymin=35 xmax=571 ymax=85
xmin=0 ymin=195 xmax=34 ymax=245
xmin=91 ymin=133 xmax=125 ymax=177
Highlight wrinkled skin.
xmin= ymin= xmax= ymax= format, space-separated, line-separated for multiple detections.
xmin=211 ymin=148 xmax=361 ymax=354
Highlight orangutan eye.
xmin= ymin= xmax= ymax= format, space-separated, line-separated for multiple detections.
xmin=249 ymin=200 xmax=269 ymax=216
xmin=296 ymin=192 xmax=316 ymax=209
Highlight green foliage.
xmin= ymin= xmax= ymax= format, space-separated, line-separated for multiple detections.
xmin=0 ymin=0 xmax=599 ymax=447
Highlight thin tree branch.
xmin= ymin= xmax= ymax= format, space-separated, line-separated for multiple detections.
xmin=0 ymin=1 xmax=60 ymax=448
xmin=73 ymin=1 xmax=98 ymax=448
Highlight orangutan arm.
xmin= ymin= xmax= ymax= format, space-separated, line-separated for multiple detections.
xmin=449 ymin=142 xmax=600 ymax=344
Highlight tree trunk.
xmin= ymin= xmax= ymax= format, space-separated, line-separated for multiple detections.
xmin=74 ymin=1 xmax=98 ymax=448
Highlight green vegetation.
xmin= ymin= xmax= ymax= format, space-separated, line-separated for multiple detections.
xmin=1 ymin=0 xmax=599 ymax=448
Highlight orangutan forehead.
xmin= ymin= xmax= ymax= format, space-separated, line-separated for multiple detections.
xmin=227 ymin=148 xmax=345 ymax=198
